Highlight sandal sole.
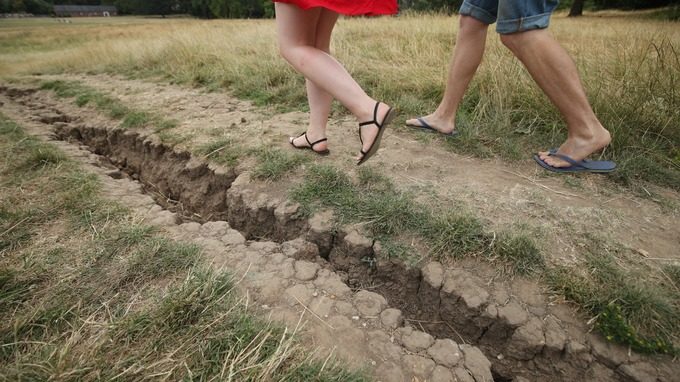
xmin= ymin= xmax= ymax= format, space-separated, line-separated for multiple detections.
xmin=357 ymin=108 xmax=396 ymax=166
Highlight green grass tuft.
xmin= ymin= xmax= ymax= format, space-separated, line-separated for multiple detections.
xmin=253 ymin=147 xmax=310 ymax=181
xmin=292 ymin=164 xmax=541 ymax=271
xmin=664 ymin=264 xmax=680 ymax=289
xmin=196 ymin=138 xmax=242 ymax=166
xmin=547 ymin=252 xmax=679 ymax=355
xmin=491 ymin=233 xmax=545 ymax=275
xmin=122 ymin=110 xmax=152 ymax=129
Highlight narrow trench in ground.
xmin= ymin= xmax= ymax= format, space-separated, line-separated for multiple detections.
xmin=54 ymin=124 xmax=559 ymax=382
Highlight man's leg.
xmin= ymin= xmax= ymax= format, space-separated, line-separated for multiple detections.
xmin=499 ymin=30 xmax=611 ymax=168
xmin=406 ymin=15 xmax=489 ymax=134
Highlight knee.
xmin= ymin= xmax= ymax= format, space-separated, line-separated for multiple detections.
xmin=278 ymin=43 xmax=293 ymax=63
xmin=499 ymin=32 xmax=521 ymax=51
xmin=459 ymin=15 xmax=488 ymax=34
xmin=278 ymin=43 xmax=302 ymax=67
xmin=500 ymin=29 xmax=546 ymax=52
xmin=278 ymin=43 xmax=314 ymax=69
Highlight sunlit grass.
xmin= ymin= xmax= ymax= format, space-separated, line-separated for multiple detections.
xmin=2 ymin=14 xmax=678 ymax=189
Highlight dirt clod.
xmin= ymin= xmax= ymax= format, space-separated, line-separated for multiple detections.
xmin=399 ymin=327 xmax=435 ymax=353
xmin=380 ymin=308 xmax=404 ymax=330
xmin=353 ymin=290 xmax=388 ymax=316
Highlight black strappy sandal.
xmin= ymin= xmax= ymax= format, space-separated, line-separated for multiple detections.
xmin=357 ymin=102 xmax=396 ymax=166
xmin=289 ymin=132 xmax=330 ymax=156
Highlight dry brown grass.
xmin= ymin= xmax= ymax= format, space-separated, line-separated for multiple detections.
xmin=2 ymin=13 xmax=678 ymax=189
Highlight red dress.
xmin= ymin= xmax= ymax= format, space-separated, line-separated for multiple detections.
xmin=274 ymin=0 xmax=398 ymax=16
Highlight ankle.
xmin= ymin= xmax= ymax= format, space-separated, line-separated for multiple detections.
xmin=304 ymin=127 xmax=327 ymax=140
xmin=355 ymin=100 xmax=387 ymax=124
xmin=569 ymin=124 xmax=611 ymax=145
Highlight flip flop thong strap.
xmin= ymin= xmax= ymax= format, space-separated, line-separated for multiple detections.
xmin=417 ymin=117 xmax=434 ymax=131
xmin=548 ymin=151 xmax=594 ymax=170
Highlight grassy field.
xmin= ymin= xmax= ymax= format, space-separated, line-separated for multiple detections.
xmin=0 ymin=114 xmax=366 ymax=380
xmin=1 ymin=12 xmax=679 ymax=357
xmin=1 ymin=13 xmax=679 ymax=190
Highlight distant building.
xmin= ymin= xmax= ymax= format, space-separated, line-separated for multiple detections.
xmin=53 ymin=5 xmax=117 ymax=17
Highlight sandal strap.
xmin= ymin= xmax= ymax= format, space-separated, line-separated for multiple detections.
xmin=292 ymin=132 xmax=327 ymax=149
xmin=358 ymin=102 xmax=381 ymax=128
xmin=309 ymin=137 xmax=327 ymax=149
xmin=358 ymin=102 xmax=383 ymax=146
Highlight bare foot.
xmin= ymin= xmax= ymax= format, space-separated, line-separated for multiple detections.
xmin=355 ymin=102 xmax=393 ymax=162
xmin=405 ymin=114 xmax=456 ymax=135
xmin=289 ymin=129 xmax=328 ymax=153
xmin=538 ymin=127 xmax=611 ymax=168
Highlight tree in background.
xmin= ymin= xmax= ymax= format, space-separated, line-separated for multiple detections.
xmin=569 ymin=0 xmax=585 ymax=16
xmin=2 ymin=0 xmax=678 ymax=17
xmin=1 ymin=0 xmax=51 ymax=13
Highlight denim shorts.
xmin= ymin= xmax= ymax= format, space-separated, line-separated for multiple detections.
xmin=459 ymin=0 xmax=559 ymax=34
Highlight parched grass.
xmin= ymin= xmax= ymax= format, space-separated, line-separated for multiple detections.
xmin=664 ymin=264 xmax=680 ymax=289
xmin=291 ymin=164 xmax=544 ymax=275
xmin=40 ymin=79 xmax=178 ymax=132
xmin=2 ymin=15 xmax=677 ymax=189
xmin=0 ymin=114 xmax=367 ymax=381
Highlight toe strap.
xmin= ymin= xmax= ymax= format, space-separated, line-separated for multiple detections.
xmin=547 ymin=151 xmax=595 ymax=170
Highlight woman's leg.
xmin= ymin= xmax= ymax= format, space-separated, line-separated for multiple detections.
xmin=276 ymin=3 xmax=391 ymax=159
xmin=290 ymin=8 xmax=338 ymax=152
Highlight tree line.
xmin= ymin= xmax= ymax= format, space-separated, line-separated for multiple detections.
xmin=2 ymin=0 xmax=678 ymax=18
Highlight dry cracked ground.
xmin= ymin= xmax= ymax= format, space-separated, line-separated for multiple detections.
xmin=0 ymin=74 xmax=679 ymax=382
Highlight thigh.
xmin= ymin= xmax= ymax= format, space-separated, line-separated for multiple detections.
xmin=275 ymin=2 xmax=322 ymax=48
xmin=314 ymin=8 xmax=339 ymax=53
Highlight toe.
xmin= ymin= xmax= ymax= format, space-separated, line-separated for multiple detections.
xmin=545 ymin=156 xmax=569 ymax=168
xmin=290 ymin=135 xmax=307 ymax=148
xmin=406 ymin=118 xmax=422 ymax=127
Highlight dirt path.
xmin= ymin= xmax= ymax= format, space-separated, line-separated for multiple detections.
xmin=1 ymin=77 xmax=678 ymax=381
xmin=44 ymin=73 xmax=680 ymax=268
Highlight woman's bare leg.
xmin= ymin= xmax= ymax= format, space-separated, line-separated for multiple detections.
xmin=290 ymin=8 xmax=338 ymax=152
xmin=276 ymin=3 xmax=391 ymax=159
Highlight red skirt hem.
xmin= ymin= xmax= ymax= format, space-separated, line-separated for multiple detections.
xmin=274 ymin=0 xmax=398 ymax=16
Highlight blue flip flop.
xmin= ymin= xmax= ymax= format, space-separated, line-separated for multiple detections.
xmin=408 ymin=117 xmax=459 ymax=137
xmin=533 ymin=149 xmax=616 ymax=173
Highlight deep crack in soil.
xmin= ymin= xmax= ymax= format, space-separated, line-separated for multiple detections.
xmin=1 ymin=81 xmax=678 ymax=382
